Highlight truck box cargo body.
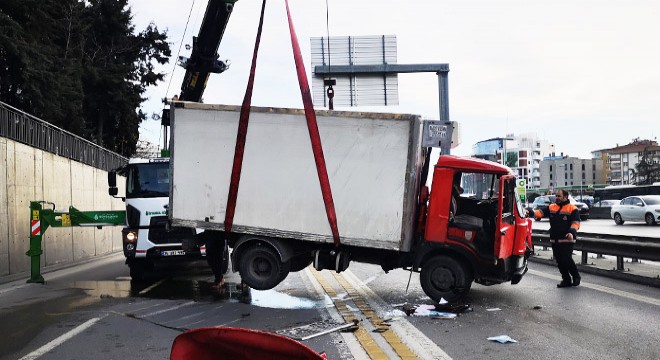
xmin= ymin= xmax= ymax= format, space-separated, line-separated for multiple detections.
xmin=167 ymin=101 xmax=532 ymax=302
xmin=169 ymin=103 xmax=424 ymax=252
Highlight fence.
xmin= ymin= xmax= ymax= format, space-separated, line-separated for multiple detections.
xmin=0 ymin=101 xmax=127 ymax=171
xmin=532 ymin=230 xmax=660 ymax=269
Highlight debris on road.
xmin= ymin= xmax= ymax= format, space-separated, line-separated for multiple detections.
xmin=277 ymin=319 xmax=360 ymax=341
xmin=487 ymin=335 xmax=517 ymax=344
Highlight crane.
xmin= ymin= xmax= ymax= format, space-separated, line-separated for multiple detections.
xmin=161 ymin=0 xmax=237 ymax=152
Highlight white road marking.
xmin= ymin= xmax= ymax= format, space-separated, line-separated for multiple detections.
xmin=141 ymin=301 xmax=197 ymax=318
xmin=138 ymin=278 xmax=168 ymax=295
xmin=302 ymin=268 xmax=368 ymax=360
xmin=18 ymin=316 xmax=104 ymax=360
xmin=0 ymin=284 xmax=28 ymax=295
xmin=341 ymin=269 xmax=453 ymax=360
xmin=528 ymin=269 xmax=660 ymax=306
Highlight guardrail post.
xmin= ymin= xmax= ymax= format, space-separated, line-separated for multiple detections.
xmin=616 ymin=256 xmax=624 ymax=271
xmin=26 ymin=201 xmax=45 ymax=283
xmin=581 ymin=251 xmax=588 ymax=265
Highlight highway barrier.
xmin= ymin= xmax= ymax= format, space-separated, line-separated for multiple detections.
xmin=532 ymin=230 xmax=660 ymax=287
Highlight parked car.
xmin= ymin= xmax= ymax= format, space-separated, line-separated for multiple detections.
xmin=591 ymin=200 xmax=620 ymax=208
xmin=610 ymin=195 xmax=660 ymax=225
xmin=532 ymin=195 xmax=590 ymax=221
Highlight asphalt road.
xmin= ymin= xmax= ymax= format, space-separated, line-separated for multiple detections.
xmin=1 ymin=248 xmax=659 ymax=360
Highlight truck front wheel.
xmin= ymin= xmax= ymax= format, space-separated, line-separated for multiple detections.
xmin=128 ymin=259 xmax=152 ymax=282
xmin=420 ymin=255 xmax=472 ymax=303
xmin=238 ymin=244 xmax=290 ymax=290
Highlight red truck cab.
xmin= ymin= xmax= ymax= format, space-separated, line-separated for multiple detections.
xmin=417 ymin=155 xmax=533 ymax=302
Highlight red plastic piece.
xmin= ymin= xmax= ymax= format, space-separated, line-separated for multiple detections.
xmin=170 ymin=327 xmax=326 ymax=360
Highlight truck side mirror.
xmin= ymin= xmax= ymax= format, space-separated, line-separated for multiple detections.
xmin=108 ymin=171 xmax=118 ymax=196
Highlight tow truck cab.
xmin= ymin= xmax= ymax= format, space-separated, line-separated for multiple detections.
xmin=108 ymin=158 xmax=201 ymax=280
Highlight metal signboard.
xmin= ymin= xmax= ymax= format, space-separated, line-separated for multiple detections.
xmin=422 ymin=121 xmax=459 ymax=148
xmin=311 ymin=35 xmax=399 ymax=107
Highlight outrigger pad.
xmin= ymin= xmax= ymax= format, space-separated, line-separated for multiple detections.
xmin=170 ymin=327 xmax=326 ymax=360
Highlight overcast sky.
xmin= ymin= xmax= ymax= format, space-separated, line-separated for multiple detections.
xmin=130 ymin=0 xmax=660 ymax=158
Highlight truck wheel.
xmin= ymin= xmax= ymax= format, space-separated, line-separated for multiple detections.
xmin=420 ymin=255 xmax=472 ymax=303
xmin=613 ymin=213 xmax=624 ymax=225
xmin=221 ymin=243 xmax=230 ymax=274
xmin=238 ymin=244 xmax=290 ymax=290
xmin=128 ymin=259 xmax=152 ymax=282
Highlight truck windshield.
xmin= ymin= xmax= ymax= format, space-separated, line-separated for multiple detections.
xmin=126 ymin=162 xmax=170 ymax=199
xmin=460 ymin=173 xmax=500 ymax=200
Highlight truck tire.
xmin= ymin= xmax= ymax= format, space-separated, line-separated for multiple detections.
xmin=128 ymin=259 xmax=152 ymax=282
xmin=221 ymin=243 xmax=230 ymax=274
xmin=238 ymin=244 xmax=290 ymax=290
xmin=420 ymin=255 xmax=472 ymax=303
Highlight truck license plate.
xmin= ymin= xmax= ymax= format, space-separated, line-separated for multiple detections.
xmin=161 ymin=250 xmax=185 ymax=256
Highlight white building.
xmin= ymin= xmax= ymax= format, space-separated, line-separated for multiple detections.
xmin=472 ymin=133 xmax=554 ymax=190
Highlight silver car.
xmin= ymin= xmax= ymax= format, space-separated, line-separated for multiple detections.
xmin=610 ymin=195 xmax=660 ymax=225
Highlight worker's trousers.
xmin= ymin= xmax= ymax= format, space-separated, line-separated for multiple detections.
xmin=551 ymin=242 xmax=580 ymax=282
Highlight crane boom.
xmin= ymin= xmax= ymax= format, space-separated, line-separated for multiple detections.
xmin=178 ymin=0 xmax=237 ymax=102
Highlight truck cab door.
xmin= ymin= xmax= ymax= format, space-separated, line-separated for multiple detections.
xmin=495 ymin=175 xmax=516 ymax=259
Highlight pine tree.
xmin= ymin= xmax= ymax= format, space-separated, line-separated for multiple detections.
xmin=0 ymin=0 xmax=171 ymax=157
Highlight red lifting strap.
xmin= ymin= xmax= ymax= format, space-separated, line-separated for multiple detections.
xmin=225 ymin=0 xmax=341 ymax=247
xmin=224 ymin=0 xmax=267 ymax=235
xmin=284 ymin=0 xmax=341 ymax=247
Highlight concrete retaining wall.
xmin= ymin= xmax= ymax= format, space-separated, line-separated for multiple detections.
xmin=0 ymin=137 xmax=126 ymax=277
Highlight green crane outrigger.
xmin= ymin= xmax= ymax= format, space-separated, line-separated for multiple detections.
xmin=27 ymin=201 xmax=126 ymax=283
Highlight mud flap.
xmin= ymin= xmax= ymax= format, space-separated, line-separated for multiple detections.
xmin=510 ymin=254 xmax=529 ymax=285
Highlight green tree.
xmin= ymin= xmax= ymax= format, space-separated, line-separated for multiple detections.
xmin=505 ymin=152 xmax=518 ymax=168
xmin=0 ymin=0 xmax=86 ymax=134
xmin=632 ymin=146 xmax=660 ymax=185
xmin=0 ymin=0 xmax=170 ymax=156
xmin=81 ymin=0 xmax=170 ymax=156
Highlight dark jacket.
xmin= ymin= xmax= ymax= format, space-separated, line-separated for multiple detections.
xmin=535 ymin=200 xmax=580 ymax=242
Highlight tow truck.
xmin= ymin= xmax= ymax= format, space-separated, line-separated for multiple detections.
xmin=108 ymin=0 xmax=236 ymax=280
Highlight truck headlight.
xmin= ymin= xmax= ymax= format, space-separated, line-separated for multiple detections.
xmin=125 ymin=231 xmax=137 ymax=242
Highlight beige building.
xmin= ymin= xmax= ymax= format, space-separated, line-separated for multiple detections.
xmin=592 ymin=139 xmax=660 ymax=185
xmin=539 ymin=156 xmax=605 ymax=193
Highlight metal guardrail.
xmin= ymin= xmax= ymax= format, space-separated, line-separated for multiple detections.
xmin=532 ymin=230 xmax=660 ymax=270
xmin=0 ymin=101 xmax=127 ymax=172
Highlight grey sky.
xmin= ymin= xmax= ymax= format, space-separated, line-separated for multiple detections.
xmin=131 ymin=0 xmax=660 ymax=158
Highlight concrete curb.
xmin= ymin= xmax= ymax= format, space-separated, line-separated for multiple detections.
xmin=529 ymin=255 xmax=660 ymax=288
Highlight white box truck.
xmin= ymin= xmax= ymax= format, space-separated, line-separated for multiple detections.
xmin=168 ymin=102 xmax=533 ymax=302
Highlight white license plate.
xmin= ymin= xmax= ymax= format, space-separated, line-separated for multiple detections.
xmin=161 ymin=250 xmax=185 ymax=256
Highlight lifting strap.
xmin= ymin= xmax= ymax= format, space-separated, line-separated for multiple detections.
xmin=223 ymin=0 xmax=266 ymax=236
xmin=224 ymin=0 xmax=341 ymax=247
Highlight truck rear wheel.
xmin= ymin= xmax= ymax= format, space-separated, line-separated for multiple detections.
xmin=420 ymin=255 xmax=472 ymax=303
xmin=238 ymin=244 xmax=290 ymax=290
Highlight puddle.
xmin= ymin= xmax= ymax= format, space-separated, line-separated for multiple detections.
xmin=248 ymin=289 xmax=322 ymax=309
xmin=72 ymin=281 xmax=133 ymax=298
xmin=70 ymin=278 xmax=327 ymax=310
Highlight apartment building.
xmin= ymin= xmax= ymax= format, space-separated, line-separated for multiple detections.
xmin=539 ymin=156 xmax=605 ymax=193
xmin=593 ymin=139 xmax=660 ymax=185
xmin=472 ymin=133 xmax=554 ymax=190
